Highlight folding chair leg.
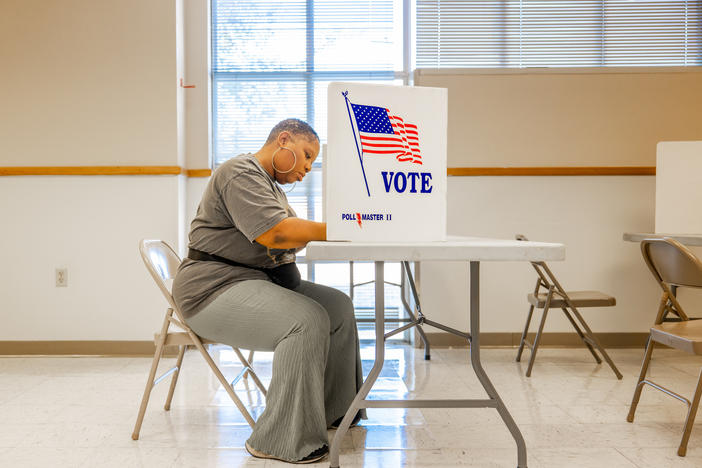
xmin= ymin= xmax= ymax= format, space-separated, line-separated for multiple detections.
xmin=678 ymin=367 xmax=702 ymax=456
xmin=568 ymin=307 xmax=623 ymax=380
xmin=232 ymin=347 xmax=267 ymax=397
xmin=561 ymin=308 xmax=602 ymax=364
xmin=164 ymin=345 xmax=186 ymax=411
xmin=246 ymin=350 xmax=256 ymax=381
xmin=190 ymin=334 xmax=257 ymax=428
xmin=627 ymin=336 xmax=655 ymax=423
xmin=516 ymin=304 xmax=535 ymax=362
xmin=526 ymin=302 xmax=551 ymax=377
xmin=132 ymin=309 xmax=172 ymax=440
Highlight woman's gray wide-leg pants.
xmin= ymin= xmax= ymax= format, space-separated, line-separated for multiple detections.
xmin=185 ymin=279 xmax=364 ymax=462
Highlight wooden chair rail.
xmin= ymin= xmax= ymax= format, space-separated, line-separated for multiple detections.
xmin=1 ymin=166 xmax=654 ymax=177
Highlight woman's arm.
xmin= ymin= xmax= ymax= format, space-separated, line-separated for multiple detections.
xmin=255 ymin=218 xmax=326 ymax=250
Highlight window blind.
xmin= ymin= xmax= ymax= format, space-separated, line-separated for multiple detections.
xmin=416 ymin=0 xmax=702 ymax=68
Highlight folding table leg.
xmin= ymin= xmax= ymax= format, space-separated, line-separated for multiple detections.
xmin=401 ymin=261 xmax=430 ymax=360
xmin=329 ymin=261 xmax=387 ymax=468
xmin=469 ymin=262 xmax=528 ymax=468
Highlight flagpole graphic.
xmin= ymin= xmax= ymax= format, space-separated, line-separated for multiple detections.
xmin=342 ymin=91 xmax=371 ymax=197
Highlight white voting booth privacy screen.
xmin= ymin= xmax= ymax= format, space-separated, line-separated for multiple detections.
xmin=324 ymin=82 xmax=447 ymax=242
xmin=655 ymin=141 xmax=702 ymax=234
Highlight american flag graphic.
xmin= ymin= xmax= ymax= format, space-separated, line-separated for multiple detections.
xmin=350 ymin=103 xmax=422 ymax=164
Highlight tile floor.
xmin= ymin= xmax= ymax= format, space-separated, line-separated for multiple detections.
xmin=1 ymin=343 xmax=702 ymax=467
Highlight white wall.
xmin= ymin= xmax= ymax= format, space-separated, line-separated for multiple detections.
xmin=0 ymin=176 xmax=182 ymax=340
xmin=420 ymin=176 xmax=659 ymax=333
xmin=656 ymin=141 xmax=702 ymax=233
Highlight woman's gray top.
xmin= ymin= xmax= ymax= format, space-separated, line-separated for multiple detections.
xmin=172 ymin=153 xmax=297 ymax=319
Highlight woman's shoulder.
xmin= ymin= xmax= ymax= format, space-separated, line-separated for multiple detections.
xmin=212 ymin=154 xmax=268 ymax=188
xmin=216 ymin=153 xmax=257 ymax=176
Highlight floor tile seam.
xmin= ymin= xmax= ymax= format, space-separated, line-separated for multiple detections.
xmin=613 ymin=447 xmax=649 ymax=468
xmin=529 ymin=447 xmax=640 ymax=468
xmin=552 ymin=400 xmax=592 ymax=422
xmin=514 ymin=421 xmax=690 ymax=440
xmin=0 ymin=389 xmax=30 ymax=407
xmin=11 ymin=422 xmax=257 ymax=430
xmin=647 ymin=367 xmax=702 ymax=379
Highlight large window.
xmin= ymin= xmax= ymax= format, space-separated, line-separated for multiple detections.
xmin=212 ymin=0 xmax=406 ymax=166
xmin=417 ymin=1 xmax=702 ymax=68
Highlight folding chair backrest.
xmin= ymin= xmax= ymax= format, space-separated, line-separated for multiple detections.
xmin=139 ymin=239 xmax=182 ymax=312
xmin=641 ymin=238 xmax=702 ymax=290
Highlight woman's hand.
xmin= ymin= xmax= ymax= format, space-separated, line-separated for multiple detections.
xmin=255 ymin=218 xmax=326 ymax=249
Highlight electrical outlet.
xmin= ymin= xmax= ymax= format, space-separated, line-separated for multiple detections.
xmin=56 ymin=268 xmax=68 ymax=287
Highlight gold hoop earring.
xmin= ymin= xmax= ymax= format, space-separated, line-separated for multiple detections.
xmin=271 ymin=146 xmax=297 ymax=174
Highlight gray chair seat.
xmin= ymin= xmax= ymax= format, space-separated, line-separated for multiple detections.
xmin=528 ymin=290 xmax=616 ymax=309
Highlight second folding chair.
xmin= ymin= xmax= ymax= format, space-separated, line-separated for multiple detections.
xmin=627 ymin=237 xmax=702 ymax=457
xmin=515 ymin=235 xmax=622 ymax=379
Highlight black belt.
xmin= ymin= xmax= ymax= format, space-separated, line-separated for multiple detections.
xmin=188 ymin=248 xmax=257 ymax=271
xmin=187 ymin=248 xmax=301 ymax=290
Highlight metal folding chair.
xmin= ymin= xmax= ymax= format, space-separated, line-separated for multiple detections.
xmin=515 ymin=235 xmax=622 ymax=379
xmin=132 ymin=239 xmax=267 ymax=440
xmin=627 ymin=237 xmax=702 ymax=456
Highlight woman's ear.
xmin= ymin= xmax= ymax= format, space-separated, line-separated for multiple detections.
xmin=277 ymin=131 xmax=292 ymax=147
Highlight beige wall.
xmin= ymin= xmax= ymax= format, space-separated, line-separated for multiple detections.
xmin=416 ymin=68 xmax=702 ymax=168
xmin=0 ymin=0 xmax=182 ymax=166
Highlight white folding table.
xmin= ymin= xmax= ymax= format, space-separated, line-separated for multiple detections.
xmin=305 ymin=236 xmax=565 ymax=468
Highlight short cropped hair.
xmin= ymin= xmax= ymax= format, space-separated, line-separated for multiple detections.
xmin=265 ymin=118 xmax=319 ymax=145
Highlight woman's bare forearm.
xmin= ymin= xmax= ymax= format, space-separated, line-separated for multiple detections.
xmin=255 ymin=217 xmax=327 ymax=249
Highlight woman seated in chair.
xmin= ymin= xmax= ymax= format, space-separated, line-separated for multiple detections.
xmin=172 ymin=118 xmax=363 ymax=464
